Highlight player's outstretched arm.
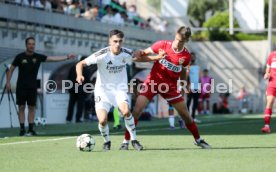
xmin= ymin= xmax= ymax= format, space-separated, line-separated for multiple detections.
xmin=133 ymin=48 xmax=166 ymax=62
xmin=46 ymin=54 xmax=76 ymax=62
xmin=76 ymin=60 xmax=87 ymax=84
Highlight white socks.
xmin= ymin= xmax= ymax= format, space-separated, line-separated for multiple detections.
xmin=124 ymin=114 xmax=136 ymax=141
xmin=98 ymin=124 xmax=110 ymax=143
xmin=169 ymin=116 xmax=175 ymax=127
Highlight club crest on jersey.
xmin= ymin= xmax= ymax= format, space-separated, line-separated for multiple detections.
xmin=179 ymin=58 xmax=185 ymax=65
xmin=122 ymin=58 xmax=126 ymax=63
xmin=22 ymin=59 xmax=27 ymax=64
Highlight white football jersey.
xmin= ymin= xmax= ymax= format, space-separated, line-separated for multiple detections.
xmin=85 ymin=47 xmax=133 ymax=92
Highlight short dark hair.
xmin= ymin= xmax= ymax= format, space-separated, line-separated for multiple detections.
xmin=203 ymin=69 xmax=209 ymax=73
xmin=177 ymin=26 xmax=191 ymax=40
xmin=25 ymin=37 xmax=35 ymax=45
xmin=109 ymin=29 xmax=124 ymax=38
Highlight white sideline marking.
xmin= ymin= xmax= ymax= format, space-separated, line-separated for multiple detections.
xmin=0 ymin=137 xmax=75 ymax=146
xmin=0 ymin=120 xmax=254 ymax=146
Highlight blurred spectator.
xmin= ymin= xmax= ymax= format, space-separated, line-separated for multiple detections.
xmin=15 ymin=0 xmax=33 ymax=6
xmin=101 ymin=5 xmax=115 ymax=24
xmin=186 ymin=52 xmax=201 ymax=122
xmin=141 ymin=17 xmax=152 ymax=29
xmin=113 ymin=10 xmax=127 ymax=26
xmin=120 ymin=11 xmax=130 ymax=25
xmin=198 ymin=69 xmax=213 ymax=115
xmin=78 ymin=0 xmax=88 ymax=12
xmin=84 ymin=77 xmax=97 ymax=121
xmin=237 ymin=86 xmax=250 ymax=114
xmin=91 ymin=5 xmax=100 ymax=20
xmin=81 ymin=3 xmax=99 ymax=20
xmin=213 ymin=93 xmax=230 ymax=114
xmin=64 ymin=0 xmax=81 ymax=17
xmin=157 ymin=20 xmax=169 ymax=33
xmin=34 ymin=0 xmax=52 ymax=11
xmin=237 ymin=86 xmax=248 ymax=100
xmin=100 ymin=0 xmax=111 ymax=7
xmin=51 ymin=0 xmax=64 ymax=13
xmin=121 ymin=1 xmax=127 ymax=10
xmin=127 ymin=4 xmax=138 ymax=21
xmin=12 ymin=0 xmax=151 ymax=30
xmin=66 ymin=57 xmax=90 ymax=123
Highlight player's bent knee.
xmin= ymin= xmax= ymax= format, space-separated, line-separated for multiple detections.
xmin=19 ymin=105 xmax=26 ymax=111
xmin=28 ymin=106 xmax=35 ymax=111
xmin=121 ymin=110 xmax=130 ymax=117
xmin=99 ymin=120 xmax=107 ymax=126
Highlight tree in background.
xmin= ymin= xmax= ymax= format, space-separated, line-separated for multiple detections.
xmin=201 ymin=11 xmax=237 ymax=41
xmin=147 ymin=0 xmax=161 ymax=13
xmin=188 ymin=0 xmax=228 ymax=27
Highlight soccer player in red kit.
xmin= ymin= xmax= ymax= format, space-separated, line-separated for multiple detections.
xmin=120 ymin=26 xmax=211 ymax=150
xmin=262 ymin=51 xmax=276 ymax=133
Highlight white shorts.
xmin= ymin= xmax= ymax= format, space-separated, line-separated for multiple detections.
xmin=94 ymin=90 xmax=129 ymax=112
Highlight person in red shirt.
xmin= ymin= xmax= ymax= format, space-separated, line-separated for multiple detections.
xmin=120 ymin=26 xmax=211 ymax=150
xmin=262 ymin=51 xmax=276 ymax=133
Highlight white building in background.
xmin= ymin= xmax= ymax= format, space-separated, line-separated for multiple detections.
xmin=234 ymin=0 xmax=265 ymax=31
xmin=159 ymin=0 xmax=265 ymax=32
xmin=161 ymin=0 xmax=189 ymax=17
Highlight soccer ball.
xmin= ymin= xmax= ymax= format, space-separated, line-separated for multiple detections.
xmin=76 ymin=134 xmax=95 ymax=151
xmin=34 ymin=117 xmax=47 ymax=126
xmin=40 ymin=117 xmax=47 ymax=126
xmin=34 ymin=117 xmax=41 ymax=126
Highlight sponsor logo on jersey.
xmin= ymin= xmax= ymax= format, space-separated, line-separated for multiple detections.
xmin=32 ymin=58 xmax=37 ymax=63
xmin=179 ymin=58 xmax=185 ymax=65
xmin=159 ymin=58 xmax=182 ymax=72
xmin=106 ymin=60 xmax=126 ymax=74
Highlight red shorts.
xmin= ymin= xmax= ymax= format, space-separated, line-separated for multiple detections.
xmin=199 ymin=93 xmax=210 ymax=101
xmin=266 ymin=87 xmax=276 ymax=97
xmin=139 ymin=82 xmax=184 ymax=104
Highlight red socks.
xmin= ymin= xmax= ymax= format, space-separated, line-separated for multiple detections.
xmin=264 ymin=108 xmax=272 ymax=125
xmin=124 ymin=119 xmax=201 ymax=141
xmin=186 ymin=122 xmax=200 ymax=140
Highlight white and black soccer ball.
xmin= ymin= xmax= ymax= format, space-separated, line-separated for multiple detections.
xmin=76 ymin=134 xmax=95 ymax=152
xmin=34 ymin=117 xmax=41 ymax=126
xmin=34 ymin=117 xmax=47 ymax=126
xmin=40 ymin=117 xmax=47 ymax=126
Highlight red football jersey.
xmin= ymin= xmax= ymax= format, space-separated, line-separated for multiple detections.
xmin=144 ymin=40 xmax=191 ymax=86
xmin=267 ymin=51 xmax=276 ymax=88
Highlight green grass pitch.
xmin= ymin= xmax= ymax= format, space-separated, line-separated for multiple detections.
xmin=0 ymin=114 xmax=276 ymax=172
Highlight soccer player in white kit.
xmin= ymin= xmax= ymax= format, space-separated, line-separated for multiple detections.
xmin=76 ymin=29 xmax=165 ymax=151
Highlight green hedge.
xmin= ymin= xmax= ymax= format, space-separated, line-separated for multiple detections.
xmin=195 ymin=11 xmax=267 ymax=41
